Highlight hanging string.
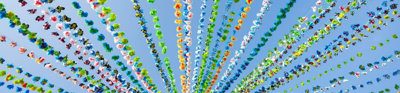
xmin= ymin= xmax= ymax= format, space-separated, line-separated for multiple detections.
xmin=0 ymin=3 xmax=124 ymax=92
xmin=311 ymin=52 xmax=398 ymax=92
xmin=130 ymin=0 xmax=174 ymax=92
xmin=71 ymin=1 xmax=151 ymax=92
xmin=0 ymin=72 xmax=51 ymax=93
xmin=145 ymin=0 xmax=179 ymax=92
xmin=182 ymin=0 xmax=193 ymax=92
xmin=193 ymin=0 xmax=221 ymax=92
xmin=282 ymin=4 xmax=399 ymax=92
xmin=200 ymin=0 xmax=249 ymax=92
xmin=82 ymin=0 xmax=168 ymax=92
xmin=235 ymin=0 xmax=358 ymax=91
xmin=191 ymin=0 xmax=208 ymax=92
xmin=0 ymin=80 xmax=32 ymax=93
xmin=0 ymin=30 xmax=111 ymax=92
xmin=235 ymin=0 xmax=337 ymax=91
xmin=0 ymin=57 xmax=68 ymax=92
xmin=28 ymin=1 xmax=143 ymax=91
xmin=255 ymin=1 xmax=398 ymax=92
xmin=217 ymin=0 xmax=297 ymax=92
xmin=207 ymin=0 xmax=269 ymax=92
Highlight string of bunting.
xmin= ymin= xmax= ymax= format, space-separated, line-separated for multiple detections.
xmin=199 ymin=0 xmax=245 ymax=92
xmin=235 ymin=0 xmax=338 ymax=91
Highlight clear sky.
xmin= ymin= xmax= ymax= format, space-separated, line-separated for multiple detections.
xmin=0 ymin=0 xmax=399 ymax=93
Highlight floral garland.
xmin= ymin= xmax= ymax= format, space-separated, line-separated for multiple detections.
xmin=24 ymin=1 xmax=144 ymax=92
xmin=84 ymin=0 xmax=170 ymax=92
xmin=0 ymin=58 xmax=68 ymax=92
xmin=193 ymin=0 xmax=221 ymax=92
xmin=312 ymin=52 xmax=399 ymax=92
xmin=130 ymin=0 xmax=174 ymax=92
xmin=217 ymin=0 xmax=297 ymax=92
xmin=0 ymin=71 xmax=51 ymax=93
xmin=255 ymin=2 xmax=396 ymax=92
xmin=234 ymin=0 xmax=337 ymax=91
xmin=190 ymin=0 xmax=208 ymax=92
xmin=199 ymin=0 xmax=245 ymax=92
xmin=145 ymin=0 xmax=179 ymax=92
xmin=0 ymin=3 xmax=125 ymax=92
xmin=232 ymin=0 xmax=363 ymax=92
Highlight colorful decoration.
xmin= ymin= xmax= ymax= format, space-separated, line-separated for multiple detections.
xmin=0 ymin=0 xmax=398 ymax=93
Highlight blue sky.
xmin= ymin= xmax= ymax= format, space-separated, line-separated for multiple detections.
xmin=0 ymin=0 xmax=399 ymax=93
